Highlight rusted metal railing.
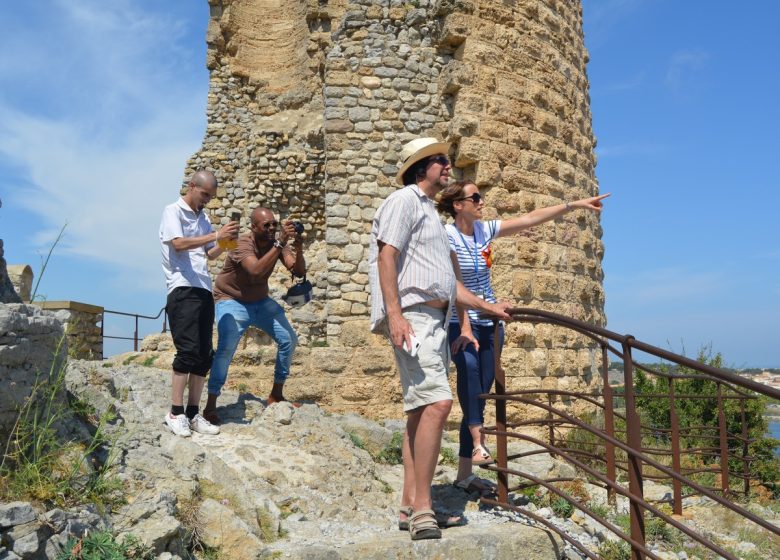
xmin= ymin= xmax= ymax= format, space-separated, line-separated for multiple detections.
xmin=101 ymin=306 xmax=167 ymax=356
xmin=481 ymin=308 xmax=780 ymax=560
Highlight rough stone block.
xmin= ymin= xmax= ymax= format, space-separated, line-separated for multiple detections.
xmin=0 ymin=502 xmax=36 ymax=529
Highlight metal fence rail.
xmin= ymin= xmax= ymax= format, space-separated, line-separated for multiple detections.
xmin=101 ymin=306 xmax=166 ymax=356
xmin=482 ymin=307 xmax=780 ymax=560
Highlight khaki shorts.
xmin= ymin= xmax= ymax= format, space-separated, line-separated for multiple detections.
xmin=391 ymin=305 xmax=453 ymax=412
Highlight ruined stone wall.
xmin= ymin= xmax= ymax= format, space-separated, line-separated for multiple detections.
xmin=35 ymin=301 xmax=104 ymax=360
xmin=0 ymin=304 xmax=66 ymax=442
xmin=185 ymin=0 xmax=604 ymax=420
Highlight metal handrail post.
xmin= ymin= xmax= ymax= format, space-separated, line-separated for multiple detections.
xmin=494 ymin=319 xmax=508 ymax=503
xmin=547 ymin=392 xmax=554 ymax=447
xmin=741 ymin=399 xmax=750 ymax=498
xmin=622 ymin=339 xmax=646 ymax=560
xmin=717 ymin=383 xmax=730 ymax=496
xmin=602 ymin=345 xmax=617 ymax=505
xmin=669 ymin=377 xmax=682 ymax=515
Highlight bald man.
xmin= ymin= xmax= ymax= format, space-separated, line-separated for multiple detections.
xmin=206 ymin=207 xmax=306 ymax=421
xmin=159 ymin=170 xmax=238 ymax=437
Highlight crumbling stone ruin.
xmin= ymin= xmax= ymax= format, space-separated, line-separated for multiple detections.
xmin=185 ymin=0 xmax=605 ymax=419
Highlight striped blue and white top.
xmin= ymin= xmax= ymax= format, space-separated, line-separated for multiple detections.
xmin=446 ymin=220 xmax=502 ymax=326
xmin=369 ymin=184 xmax=458 ymax=333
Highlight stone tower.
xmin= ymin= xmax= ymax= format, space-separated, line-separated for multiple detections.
xmin=186 ymin=0 xmax=604 ymax=419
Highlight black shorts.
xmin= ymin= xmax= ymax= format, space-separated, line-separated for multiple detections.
xmin=166 ymin=287 xmax=215 ymax=376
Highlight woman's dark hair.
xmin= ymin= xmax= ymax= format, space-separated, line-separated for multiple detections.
xmin=436 ymin=181 xmax=474 ymax=218
xmin=401 ymin=158 xmax=431 ymax=186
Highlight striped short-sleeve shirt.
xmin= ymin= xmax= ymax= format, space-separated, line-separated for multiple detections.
xmin=369 ymin=184 xmax=457 ymax=333
xmin=445 ymin=220 xmax=502 ymax=326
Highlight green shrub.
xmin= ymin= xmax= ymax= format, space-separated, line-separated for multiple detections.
xmin=57 ymin=531 xmax=153 ymax=560
xmin=597 ymin=540 xmax=631 ymax=560
xmin=438 ymin=447 xmax=458 ymax=466
xmin=348 ymin=432 xmax=365 ymax=450
xmin=551 ymin=496 xmax=574 ymax=518
xmin=374 ymin=432 xmax=403 ymax=465
xmin=0 ymin=342 xmax=122 ymax=509
xmin=635 ymin=347 xmax=780 ymax=495
xmin=646 ymin=515 xmax=676 ymax=544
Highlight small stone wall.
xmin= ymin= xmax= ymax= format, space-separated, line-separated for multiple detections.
xmin=34 ymin=301 xmax=103 ymax=360
xmin=6 ymin=264 xmax=33 ymax=303
xmin=0 ymin=303 xmax=66 ymax=442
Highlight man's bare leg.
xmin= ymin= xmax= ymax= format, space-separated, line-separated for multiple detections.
xmin=401 ymin=409 xmax=422 ymax=514
xmin=410 ymin=399 xmax=452 ymax=513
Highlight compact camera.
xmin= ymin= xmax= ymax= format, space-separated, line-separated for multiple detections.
xmin=292 ymin=221 xmax=305 ymax=235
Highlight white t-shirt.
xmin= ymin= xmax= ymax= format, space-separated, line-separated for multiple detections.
xmin=446 ymin=220 xmax=501 ymax=326
xmin=159 ymin=198 xmax=215 ymax=294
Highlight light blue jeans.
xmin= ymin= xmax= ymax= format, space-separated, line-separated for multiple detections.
xmin=208 ymin=297 xmax=298 ymax=396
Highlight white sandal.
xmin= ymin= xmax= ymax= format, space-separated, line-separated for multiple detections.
xmin=471 ymin=444 xmax=494 ymax=465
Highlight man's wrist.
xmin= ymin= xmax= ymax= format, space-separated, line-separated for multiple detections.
xmin=273 ymin=239 xmax=286 ymax=250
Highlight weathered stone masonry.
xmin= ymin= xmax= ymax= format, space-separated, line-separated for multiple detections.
xmin=184 ymin=0 xmax=605 ymax=421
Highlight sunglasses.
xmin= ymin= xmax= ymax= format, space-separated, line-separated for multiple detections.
xmin=428 ymin=155 xmax=450 ymax=167
xmin=261 ymin=220 xmax=279 ymax=230
xmin=456 ymin=193 xmax=482 ymax=204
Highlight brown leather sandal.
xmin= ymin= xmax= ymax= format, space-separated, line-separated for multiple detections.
xmin=409 ymin=509 xmax=441 ymax=540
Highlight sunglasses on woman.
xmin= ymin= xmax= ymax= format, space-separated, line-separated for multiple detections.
xmin=456 ymin=193 xmax=482 ymax=204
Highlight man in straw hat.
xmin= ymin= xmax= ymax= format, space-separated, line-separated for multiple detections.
xmin=369 ymin=137 xmax=512 ymax=540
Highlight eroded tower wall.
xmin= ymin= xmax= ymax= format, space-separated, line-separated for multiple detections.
xmin=186 ymin=0 xmax=604 ymax=420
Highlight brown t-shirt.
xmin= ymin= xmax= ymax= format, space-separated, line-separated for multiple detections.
xmin=213 ymin=234 xmax=290 ymax=303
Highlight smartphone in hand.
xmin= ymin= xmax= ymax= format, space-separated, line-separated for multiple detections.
xmin=403 ymin=334 xmax=421 ymax=358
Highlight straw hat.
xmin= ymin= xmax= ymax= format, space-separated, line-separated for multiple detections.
xmin=395 ymin=137 xmax=451 ymax=186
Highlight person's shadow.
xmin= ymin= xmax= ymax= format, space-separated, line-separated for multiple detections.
xmin=217 ymin=392 xmax=265 ymax=425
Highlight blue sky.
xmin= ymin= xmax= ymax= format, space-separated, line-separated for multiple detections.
xmin=583 ymin=0 xmax=780 ymax=367
xmin=1 ymin=1 xmax=778 ymax=366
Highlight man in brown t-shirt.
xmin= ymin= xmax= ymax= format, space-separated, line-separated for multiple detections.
xmin=204 ymin=207 xmax=306 ymax=422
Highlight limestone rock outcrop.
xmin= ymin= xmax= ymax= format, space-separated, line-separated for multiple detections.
xmin=0 ymin=303 xmax=66 ymax=442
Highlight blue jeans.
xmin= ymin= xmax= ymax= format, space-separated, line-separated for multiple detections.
xmin=208 ymin=298 xmax=298 ymax=396
xmin=448 ymin=322 xmax=504 ymax=459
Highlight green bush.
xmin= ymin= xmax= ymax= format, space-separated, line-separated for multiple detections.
xmin=348 ymin=432 xmax=365 ymax=450
xmin=597 ymin=540 xmax=631 ymax=560
xmin=551 ymin=496 xmax=574 ymax=518
xmin=635 ymin=348 xmax=780 ymax=494
xmin=374 ymin=432 xmax=403 ymax=465
xmin=438 ymin=447 xmax=458 ymax=466
xmin=0 ymin=342 xmax=122 ymax=509
xmin=57 ymin=531 xmax=153 ymax=560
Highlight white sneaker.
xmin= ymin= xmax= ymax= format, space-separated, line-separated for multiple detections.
xmin=189 ymin=413 xmax=220 ymax=435
xmin=165 ymin=413 xmax=191 ymax=437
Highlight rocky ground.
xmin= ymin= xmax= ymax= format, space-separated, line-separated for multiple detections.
xmin=2 ymin=358 xmax=779 ymax=559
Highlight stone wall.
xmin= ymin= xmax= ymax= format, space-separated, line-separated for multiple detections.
xmin=6 ymin=264 xmax=33 ymax=303
xmin=183 ymin=0 xmax=605 ymax=420
xmin=0 ymin=241 xmax=22 ymax=304
xmin=34 ymin=301 xmax=103 ymax=360
xmin=0 ymin=304 xmax=66 ymax=442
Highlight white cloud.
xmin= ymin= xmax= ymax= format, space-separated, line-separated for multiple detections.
xmin=0 ymin=1 xmax=207 ymax=292
xmin=591 ymin=71 xmax=646 ymax=95
xmin=582 ymin=0 xmax=648 ymax=44
xmin=665 ymin=49 xmax=709 ymax=93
